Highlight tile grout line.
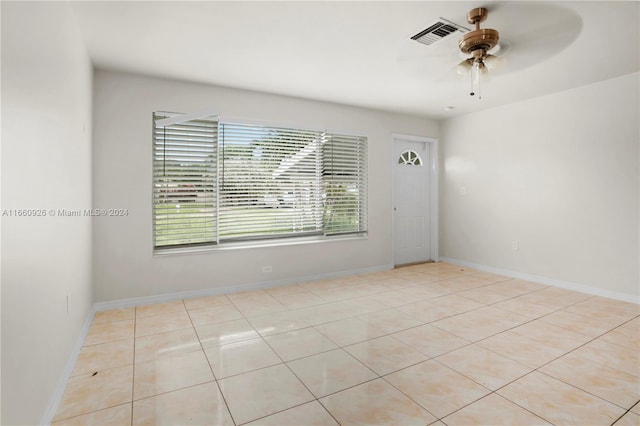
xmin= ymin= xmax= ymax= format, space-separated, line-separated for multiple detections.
xmin=51 ymin=403 xmax=132 ymax=425
xmin=464 ymin=316 xmax=639 ymax=422
xmin=430 ymin=357 xmax=554 ymax=424
xmin=234 ymin=310 xmax=337 ymax=425
xmin=377 ymin=362 xmax=444 ymax=422
xmin=610 ymin=401 xmax=640 ymax=426
xmin=186 ymin=297 xmax=239 ymax=426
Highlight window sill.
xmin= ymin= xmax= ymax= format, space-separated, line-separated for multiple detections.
xmin=153 ymin=233 xmax=368 ymax=256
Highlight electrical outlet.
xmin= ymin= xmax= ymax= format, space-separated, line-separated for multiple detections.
xmin=262 ymin=265 xmax=272 ymax=273
xmin=511 ymin=240 xmax=519 ymax=251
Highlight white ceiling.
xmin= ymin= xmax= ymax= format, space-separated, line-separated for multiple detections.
xmin=71 ymin=1 xmax=639 ymax=119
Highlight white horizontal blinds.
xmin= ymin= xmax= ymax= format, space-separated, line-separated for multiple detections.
xmin=218 ymin=123 xmax=324 ymax=241
xmin=321 ymin=132 xmax=368 ymax=235
xmin=153 ymin=112 xmax=217 ymax=248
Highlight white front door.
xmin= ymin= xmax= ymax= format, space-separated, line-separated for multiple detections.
xmin=393 ymin=139 xmax=431 ymax=266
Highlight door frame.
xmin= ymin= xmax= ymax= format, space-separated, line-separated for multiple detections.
xmin=391 ymin=133 xmax=439 ymax=265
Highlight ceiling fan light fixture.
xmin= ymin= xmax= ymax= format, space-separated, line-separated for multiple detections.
xmin=483 ymin=54 xmax=503 ymax=71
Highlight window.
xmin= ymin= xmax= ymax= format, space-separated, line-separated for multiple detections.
xmin=153 ymin=112 xmax=367 ymax=250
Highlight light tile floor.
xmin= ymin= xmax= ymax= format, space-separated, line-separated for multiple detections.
xmin=53 ymin=262 xmax=640 ymax=425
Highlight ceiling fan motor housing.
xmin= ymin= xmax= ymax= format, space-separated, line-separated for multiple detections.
xmin=459 ymin=8 xmax=499 ymax=55
xmin=459 ymin=28 xmax=499 ymax=53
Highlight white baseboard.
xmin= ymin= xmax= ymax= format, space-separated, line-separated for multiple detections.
xmin=439 ymin=257 xmax=639 ymax=305
xmin=40 ymin=305 xmax=96 ymax=426
xmin=94 ymin=263 xmax=394 ymax=311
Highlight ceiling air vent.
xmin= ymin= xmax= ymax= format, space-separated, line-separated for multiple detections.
xmin=411 ymin=18 xmax=469 ymax=46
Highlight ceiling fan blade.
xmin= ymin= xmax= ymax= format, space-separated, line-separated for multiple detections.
xmin=396 ymin=38 xmax=464 ymax=81
xmin=488 ymin=2 xmax=582 ymax=73
xmin=456 ymin=58 xmax=472 ymax=75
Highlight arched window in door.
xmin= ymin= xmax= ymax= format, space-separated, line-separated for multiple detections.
xmin=398 ymin=150 xmax=422 ymax=166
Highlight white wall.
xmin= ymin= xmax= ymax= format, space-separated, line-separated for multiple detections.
xmin=93 ymin=70 xmax=438 ymax=302
xmin=440 ymin=72 xmax=639 ymax=300
xmin=1 ymin=2 xmax=93 ymax=424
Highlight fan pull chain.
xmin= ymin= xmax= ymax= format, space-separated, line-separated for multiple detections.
xmin=477 ymin=66 xmax=482 ymax=100
xmin=470 ymin=66 xmax=474 ymax=96
xmin=469 ymin=62 xmax=482 ymax=100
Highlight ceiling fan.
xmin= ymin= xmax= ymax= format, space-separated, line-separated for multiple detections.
xmin=399 ymin=3 xmax=582 ymax=101
xmin=401 ymin=5 xmax=508 ymax=98
xmin=456 ymin=7 xmax=501 ymax=98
